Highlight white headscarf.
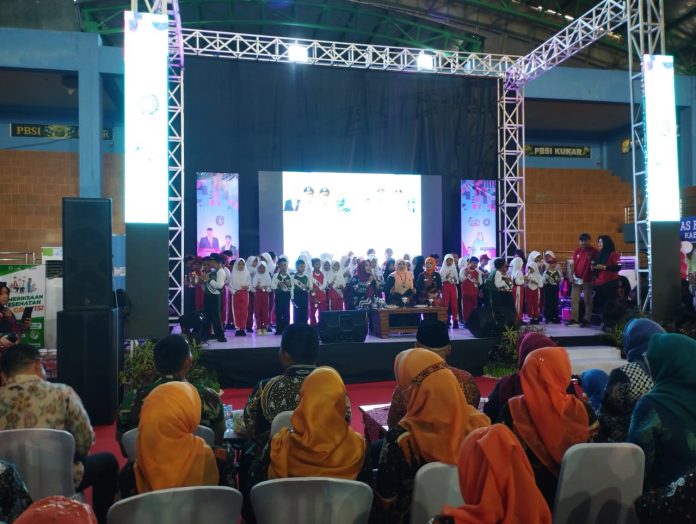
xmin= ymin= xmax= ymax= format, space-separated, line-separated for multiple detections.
xmin=526 ymin=251 xmax=544 ymax=287
xmin=327 ymin=260 xmax=346 ymax=289
xmin=230 ymin=259 xmax=251 ymax=292
xmin=439 ymin=254 xmax=459 ymax=283
xmin=246 ymin=256 xmax=258 ymax=278
xmin=259 ymin=252 xmax=275 ymax=274
xmin=510 ymin=256 xmax=525 ymax=286
xmin=251 ymin=261 xmax=272 ymax=290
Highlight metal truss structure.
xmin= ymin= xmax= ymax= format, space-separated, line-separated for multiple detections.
xmin=504 ymin=0 xmax=626 ymax=89
xmin=497 ymin=83 xmax=526 ymax=257
xmin=180 ymin=28 xmax=516 ymax=77
xmin=627 ymin=0 xmax=666 ymax=312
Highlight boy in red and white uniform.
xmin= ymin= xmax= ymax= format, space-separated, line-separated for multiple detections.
xmin=459 ymin=256 xmax=481 ymax=323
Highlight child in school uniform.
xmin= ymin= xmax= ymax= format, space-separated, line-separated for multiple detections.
xmin=543 ymin=252 xmax=563 ymax=324
xmin=244 ymin=256 xmax=258 ymax=333
xmin=292 ymin=259 xmax=310 ymax=324
xmin=440 ymin=254 xmax=460 ymax=328
xmin=525 ymin=251 xmax=544 ymax=324
xmin=220 ymin=254 xmax=232 ymax=331
xmin=510 ymin=256 xmax=526 ymax=322
xmin=460 ymin=256 xmax=481 ymax=323
xmin=492 ymin=257 xmax=514 ymax=309
xmin=309 ymin=258 xmax=328 ymax=326
xmin=229 ymin=258 xmax=251 ymax=337
xmin=271 ymin=258 xmax=293 ymax=335
xmin=251 ymin=261 xmax=273 ymax=335
xmin=326 ymin=260 xmax=346 ymax=311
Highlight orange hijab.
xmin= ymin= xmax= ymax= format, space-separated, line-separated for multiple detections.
xmin=423 ymin=257 xmax=437 ymax=275
xmin=268 ymin=367 xmax=366 ymax=479
xmin=441 ymin=425 xmax=552 ymax=524
xmin=395 ymin=348 xmax=489 ymax=464
xmin=508 ymin=347 xmax=589 ymax=475
xmin=134 ymin=381 xmax=218 ymax=493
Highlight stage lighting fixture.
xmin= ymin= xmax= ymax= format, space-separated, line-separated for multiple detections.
xmin=417 ymin=52 xmax=435 ymax=70
xmin=124 ymin=11 xmax=169 ymax=224
xmin=643 ymin=54 xmax=679 ymax=222
xmin=288 ymin=44 xmax=309 ymax=63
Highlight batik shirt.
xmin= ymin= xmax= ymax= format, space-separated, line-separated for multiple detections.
xmin=635 ymin=467 xmax=696 ymax=523
xmin=0 ymin=460 xmax=32 ymax=523
xmin=117 ymin=375 xmax=225 ymax=447
xmin=0 ymin=374 xmax=95 ymax=487
xmin=243 ymin=364 xmax=317 ymax=455
xmin=599 ymin=361 xmax=654 ymax=442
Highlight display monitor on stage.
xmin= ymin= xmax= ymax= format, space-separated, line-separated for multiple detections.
xmin=461 ymin=180 xmax=496 ymax=259
xmin=282 ymin=171 xmax=421 ymax=261
xmin=196 ymin=172 xmax=240 ymax=257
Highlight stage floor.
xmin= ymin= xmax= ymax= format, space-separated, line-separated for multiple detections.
xmin=197 ymin=323 xmax=613 ymax=388
xmin=200 ymin=323 xmax=607 ymax=351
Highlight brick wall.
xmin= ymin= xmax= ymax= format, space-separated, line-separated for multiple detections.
xmin=525 ymin=168 xmax=634 ymax=263
xmin=0 ymin=151 xmax=124 ymax=259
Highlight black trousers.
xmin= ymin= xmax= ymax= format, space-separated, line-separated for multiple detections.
xmin=79 ymin=452 xmax=119 ymax=524
xmin=544 ymin=285 xmax=560 ymax=321
xmin=275 ymin=291 xmax=291 ymax=334
xmin=203 ymin=292 xmax=224 ymax=338
xmin=293 ymin=290 xmax=309 ymax=324
xmin=595 ymin=280 xmax=619 ymax=324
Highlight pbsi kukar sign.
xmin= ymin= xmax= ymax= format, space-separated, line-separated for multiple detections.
xmin=681 ymin=216 xmax=696 ymax=241
xmin=0 ymin=265 xmax=45 ymax=348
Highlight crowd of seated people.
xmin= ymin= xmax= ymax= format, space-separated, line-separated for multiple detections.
xmin=3 ymin=314 xmax=696 ymax=522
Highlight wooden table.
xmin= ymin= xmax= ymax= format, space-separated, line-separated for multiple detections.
xmin=370 ymin=306 xmax=448 ymax=338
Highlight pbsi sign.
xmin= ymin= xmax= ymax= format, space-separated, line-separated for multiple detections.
xmin=680 ymin=216 xmax=696 ymax=240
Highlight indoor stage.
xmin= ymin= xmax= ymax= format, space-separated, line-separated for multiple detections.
xmin=199 ymin=323 xmax=619 ymax=388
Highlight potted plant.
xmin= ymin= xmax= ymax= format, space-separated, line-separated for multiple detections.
xmin=484 ymin=323 xmax=548 ymax=378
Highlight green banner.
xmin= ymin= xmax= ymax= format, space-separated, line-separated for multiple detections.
xmin=0 ymin=264 xmax=45 ymax=349
xmin=525 ymin=144 xmax=591 ymax=158
xmin=11 ymin=123 xmax=113 ymax=141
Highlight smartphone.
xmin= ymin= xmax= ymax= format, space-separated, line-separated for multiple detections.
xmin=21 ymin=307 xmax=33 ymax=323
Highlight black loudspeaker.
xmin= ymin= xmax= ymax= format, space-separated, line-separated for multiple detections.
xmin=318 ymin=310 xmax=368 ymax=344
xmin=467 ymin=307 xmax=516 ymax=338
xmin=62 ymin=198 xmax=113 ymax=310
xmin=57 ymin=309 xmax=119 ymax=425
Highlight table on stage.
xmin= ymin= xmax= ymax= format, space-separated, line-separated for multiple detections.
xmin=359 ymin=403 xmax=391 ymax=442
xmin=370 ymin=306 xmax=448 ymax=338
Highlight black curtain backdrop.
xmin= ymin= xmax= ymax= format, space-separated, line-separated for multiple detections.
xmin=184 ymin=57 xmax=497 ymax=256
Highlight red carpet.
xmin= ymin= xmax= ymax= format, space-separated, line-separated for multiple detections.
xmin=93 ymin=377 xmax=497 ymax=466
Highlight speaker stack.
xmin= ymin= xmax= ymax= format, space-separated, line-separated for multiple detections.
xmin=318 ymin=310 xmax=369 ymax=344
xmin=57 ymin=198 xmax=119 ymax=425
xmin=466 ymin=306 xmax=516 ymax=338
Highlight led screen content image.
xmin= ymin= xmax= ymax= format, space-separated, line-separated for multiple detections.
xmin=461 ymin=180 xmax=497 ymax=259
xmin=282 ymin=172 xmax=422 ymax=262
xmin=196 ymin=172 xmax=240 ymax=257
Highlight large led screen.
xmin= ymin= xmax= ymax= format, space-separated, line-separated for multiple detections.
xmin=196 ymin=172 xmax=239 ymax=257
xmin=282 ymin=171 xmax=421 ymax=261
xmin=461 ymin=179 xmax=496 ymax=259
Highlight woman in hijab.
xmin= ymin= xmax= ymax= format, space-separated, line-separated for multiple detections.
xmin=430 ymin=425 xmax=552 ymax=524
xmin=412 ymin=256 xmax=425 ymax=282
xmin=593 ymin=235 xmax=621 ymax=328
xmin=628 ymin=333 xmax=696 ymax=490
xmin=229 ymin=258 xmax=251 ymax=337
xmin=135 ymin=382 xmax=220 ymax=493
xmin=268 ymin=367 xmax=369 ymax=481
xmin=580 ymin=369 xmax=609 ymax=412
xmin=415 ymin=257 xmax=442 ymax=306
xmin=599 ymin=318 xmax=664 ymax=442
xmin=484 ymin=333 xmax=556 ymax=423
xmin=499 ymin=347 xmax=599 ymax=508
xmin=348 ymin=260 xmax=377 ymax=310
xmin=386 ymin=259 xmax=416 ymax=306
xmin=374 ymin=348 xmax=490 ymax=523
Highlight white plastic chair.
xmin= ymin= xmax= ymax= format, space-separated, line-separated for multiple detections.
xmin=121 ymin=425 xmax=215 ymax=460
xmin=410 ymin=462 xmax=463 ymax=524
xmin=251 ymin=477 xmax=373 ymax=524
xmin=107 ymin=486 xmax=242 ymax=524
xmin=0 ymin=428 xmax=75 ymax=499
xmin=270 ymin=410 xmax=294 ymax=437
xmin=553 ymin=443 xmax=645 ymax=524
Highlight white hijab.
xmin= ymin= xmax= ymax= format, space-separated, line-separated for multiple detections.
xmin=526 ymin=250 xmax=544 ymax=286
xmin=439 ymin=254 xmax=458 ymax=281
xmin=246 ymin=256 xmax=258 ymax=278
xmin=252 ymin=261 xmax=272 ymax=290
xmin=230 ymin=260 xmax=251 ymax=291
xmin=510 ymin=256 xmax=525 ymax=285
xmin=259 ymin=252 xmax=276 ymax=274
xmin=327 ymin=260 xmax=346 ymax=289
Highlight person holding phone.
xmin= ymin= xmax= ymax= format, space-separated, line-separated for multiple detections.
xmin=0 ymin=285 xmax=31 ymax=343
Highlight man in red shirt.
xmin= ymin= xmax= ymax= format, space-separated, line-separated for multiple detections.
xmin=568 ymin=233 xmax=598 ymax=327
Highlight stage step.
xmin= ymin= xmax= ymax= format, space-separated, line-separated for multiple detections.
xmin=565 ymin=344 xmax=626 ymax=375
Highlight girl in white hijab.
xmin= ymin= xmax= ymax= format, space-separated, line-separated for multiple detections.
xmin=326 ymin=260 xmax=347 ymax=311
xmin=230 ymin=258 xmax=251 ymax=336
xmin=439 ymin=254 xmax=460 ymax=327
xmin=525 ymin=251 xmax=544 ymax=324
xmin=510 ymin=256 xmax=526 ymax=323
xmin=259 ymin=252 xmax=275 ymax=275
xmin=251 ymin=261 xmax=273 ymax=335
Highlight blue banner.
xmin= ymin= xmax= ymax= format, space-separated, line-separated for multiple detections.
xmin=680 ymin=216 xmax=696 ymax=241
